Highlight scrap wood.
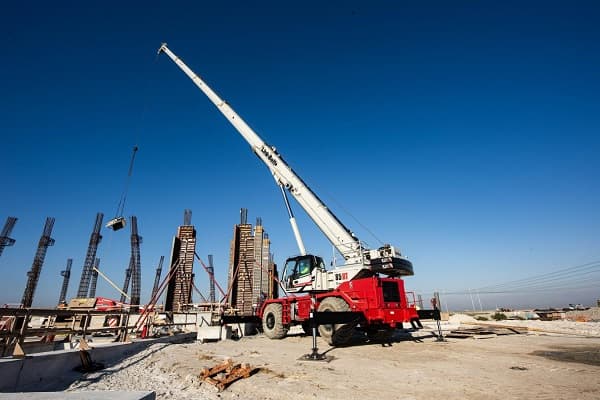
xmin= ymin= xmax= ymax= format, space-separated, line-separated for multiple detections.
xmin=445 ymin=326 xmax=525 ymax=339
xmin=200 ymin=359 xmax=255 ymax=391
xmin=461 ymin=321 xmax=594 ymax=337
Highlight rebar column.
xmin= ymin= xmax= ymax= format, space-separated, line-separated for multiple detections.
xmin=77 ymin=213 xmax=103 ymax=298
xmin=21 ymin=217 xmax=55 ymax=307
xmin=120 ymin=263 xmax=132 ymax=303
xmin=184 ymin=209 xmax=192 ymax=226
xmin=0 ymin=217 xmax=17 ymax=258
xmin=129 ymin=216 xmax=142 ymax=310
xmin=58 ymin=258 xmax=73 ymax=304
xmin=88 ymin=258 xmax=100 ymax=298
xmin=151 ymin=255 xmax=165 ymax=300
xmin=207 ymin=254 xmax=216 ymax=303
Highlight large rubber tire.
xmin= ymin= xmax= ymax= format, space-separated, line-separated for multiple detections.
xmin=262 ymin=303 xmax=288 ymax=339
xmin=317 ymin=297 xmax=354 ymax=346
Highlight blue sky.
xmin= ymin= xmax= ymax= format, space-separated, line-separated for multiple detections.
xmin=1 ymin=1 xmax=599 ymax=310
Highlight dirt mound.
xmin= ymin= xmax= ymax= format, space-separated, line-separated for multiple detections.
xmin=448 ymin=313 xmax=477 ymax=323
xmin=565 ymin=307 xmax=600 ymax=322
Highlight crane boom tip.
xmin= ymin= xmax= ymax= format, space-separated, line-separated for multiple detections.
xmin=158 ymin=42 xmax=168 ymax=55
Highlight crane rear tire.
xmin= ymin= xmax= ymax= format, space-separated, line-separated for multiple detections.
xmin=262 ymin=303 xmax=288 ymax=339
xmin=317 ymin=297 xmax=354 ymax=346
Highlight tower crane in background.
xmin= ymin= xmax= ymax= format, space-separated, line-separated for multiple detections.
xmin=159 ymin=44 xmax=421 ymax=345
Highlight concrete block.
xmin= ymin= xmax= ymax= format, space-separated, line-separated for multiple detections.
xmin=196 ymin=325 xmax=231 ymax=343
xmin=172 ymin=313 xmax=197 ymax=332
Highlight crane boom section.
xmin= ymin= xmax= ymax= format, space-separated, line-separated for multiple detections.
xmin=159 ymin=44 xmax=363 ymax=263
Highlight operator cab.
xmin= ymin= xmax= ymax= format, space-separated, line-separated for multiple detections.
xmin=282 ymin=254 xmax=325 ymax=292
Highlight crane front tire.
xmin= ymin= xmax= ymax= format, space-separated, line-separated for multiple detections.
xmin=317 ymin=297 xmax=354 ymax=346
xmin=262 ymin=303 xmax=288 ymax=339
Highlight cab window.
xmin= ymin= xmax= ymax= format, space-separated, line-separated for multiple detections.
xmin=297 ymin=259 xmax=311 ymax=276
xmin=283 ymin=259 xmax=297 ymax=282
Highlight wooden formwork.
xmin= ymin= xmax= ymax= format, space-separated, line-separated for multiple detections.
xmin=165 ymin=225 xmax=196 ymax=312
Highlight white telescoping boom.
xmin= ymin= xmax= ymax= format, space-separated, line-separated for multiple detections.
xmin=158 ymin=43 xmax=413 ymax=282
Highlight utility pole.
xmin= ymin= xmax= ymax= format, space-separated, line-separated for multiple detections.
xmin=58 ymin=258 xmax=73 ymax=304
xmin=0 ymin=217 xmax=17 ymax=259
xmin=21 ymin=217 xmax=55 ymax=307
xmin=151 ymin=255 xmax=165 ymax=300
xmin=77 ymin=213 xmax=103 ymax=298
xmin=129 ymin=216 xmax=142 ymax=310
xmin=88 ymin=258 xmax=100 ymax=298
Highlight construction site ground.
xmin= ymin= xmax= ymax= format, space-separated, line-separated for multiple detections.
xmin=50 ymin=316 xmax=600 ymax=400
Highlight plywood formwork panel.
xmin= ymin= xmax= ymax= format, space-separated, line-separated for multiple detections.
xmin=227 ymin=221 xmax=278 ymax=316
xmin=165 ymin=225 xmax=196 ymax=312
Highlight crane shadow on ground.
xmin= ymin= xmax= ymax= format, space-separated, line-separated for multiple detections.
xmin=298 ymin=328 xmax=443 ymax=351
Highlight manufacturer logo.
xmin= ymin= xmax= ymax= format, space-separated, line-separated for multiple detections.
xmin=260 ymin=146 xmax=278 ymax=166
xmin=335 ymin=272 xmax=348 ymax=281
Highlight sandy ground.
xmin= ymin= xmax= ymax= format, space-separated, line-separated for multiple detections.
xmin=62 ymin=318 xmax=600 ymax=400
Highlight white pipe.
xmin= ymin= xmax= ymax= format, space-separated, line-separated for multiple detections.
xmin=290 ymin=217 xmax=307 ymax=256
xmin=93 ymin=267 xmax=130 ymax=300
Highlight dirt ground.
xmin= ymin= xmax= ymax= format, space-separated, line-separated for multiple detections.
xmin=64 ymin=321 xmax=600 ymax=400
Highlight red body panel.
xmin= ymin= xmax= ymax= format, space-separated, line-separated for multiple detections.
xmin=259 ymin=276 xmax=419 ymax=329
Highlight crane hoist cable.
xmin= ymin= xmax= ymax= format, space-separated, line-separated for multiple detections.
xmin=106 ymin=145 xmax=138 ymax=231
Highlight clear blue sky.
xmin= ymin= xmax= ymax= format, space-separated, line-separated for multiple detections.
xmin=1 ymin=1 xmax=599 ymax=310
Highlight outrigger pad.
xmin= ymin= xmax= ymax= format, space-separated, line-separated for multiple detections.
xmin=106 ymin=217 xmax=127 ymax=231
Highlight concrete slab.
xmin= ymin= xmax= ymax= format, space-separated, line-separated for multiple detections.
xmin=0 ymin=333 xmax=195 ymax=392
xmin=0 ymin=391 xmax=155 ymax=399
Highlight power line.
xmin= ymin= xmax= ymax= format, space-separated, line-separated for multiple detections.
xmin=430 ymin=259 xmax=600 ymax=296
xmin=476 ymin=260 xmax=600 ymax=291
